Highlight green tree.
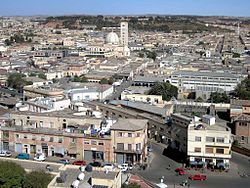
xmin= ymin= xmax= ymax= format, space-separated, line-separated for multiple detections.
xmin=235 ymin=75 xmax=250 ymax=100
xmin=146 ymin=51 xmax=157 ymax=61
xmin=233 ymin=53 xmax=240 ymax=58
xmin=148 ymin=82 xmax=178 ymax=101
xmin=25 ymin=171 xmax=53 ymax=188
xmin=38 ymin=73 xmax=47 ymax=80
xmin=0 ymin=161 xmax=26 ymax=187
xmin=195 ymin=97 xmax=204 ymax=102
xmin=210 ymin=92 xmax=230 ymax=103
xmin=72 ymin=75 xmax=88 ymax=83
xmin=7 ymin=73 xmax=27 ymax=91
xmin=100 ymin=78 xmax=109 ymax=85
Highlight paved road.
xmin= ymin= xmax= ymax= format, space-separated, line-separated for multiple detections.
xmin=135 ymin=141 xmax=250 ymax=188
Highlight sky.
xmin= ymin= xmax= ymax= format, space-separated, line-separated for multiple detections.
xmin=0 ymin=0 xmax=250 ymax=17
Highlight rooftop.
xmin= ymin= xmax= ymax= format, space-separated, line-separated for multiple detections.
xmin=111 ymin=118 xmax=148 ymax=131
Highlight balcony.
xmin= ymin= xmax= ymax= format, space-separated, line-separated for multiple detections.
xmin=114 ymin=148 xmax=142 ymax=154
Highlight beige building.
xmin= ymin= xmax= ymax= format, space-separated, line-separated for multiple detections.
xmin=171 ymin=113 xmax=232 ymax=168
xmin=111 ymin=119 xmax=148 ymax=164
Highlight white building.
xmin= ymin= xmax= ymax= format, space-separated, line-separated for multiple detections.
xmin=170 ymin=71 xmax=241 ymax=92
xmin=171 ymin=113 xmax=232 ymax=169
xmin=66 ymin=85 xmax=113 ymax=102
xmin=16 ymin=97 xmax=71 ymax=113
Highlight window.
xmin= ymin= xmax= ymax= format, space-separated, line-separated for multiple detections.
xmin=41 ymin=136 xmax=45 ymax=141
xmin=194 ymin=147 xmax=201 ymax=153
xmin=91 ymin=140 xmax=97 ymax=145
xmin=206 ymin=147 xmax=213 ymax=153
xmin=49 ymin=122 xmax=54 ymax=128
xmin=49 ymin=137 xmax=54 ymax=142
xmin=98 ymin=142 xmax=104 ymax=146
xmin=195 ymin=136 xmax=201 ymax=142
xmin=128 ymin=133 xmax=132 ymax=137
xmin=136 ymin=133 xmax=140 ymax=137
xmin=71 ymin=138 xmax=76 ymax=143
xmin=128 ymin=144 xmax=132 ymax=151
xmin=58 ymin=138 xmax=63 ymax=143
xmin=206 ymin=137 xmax=215 ymax=142
xmin=241 ymin=136 xmax=245 ymax=141
xmin=32 ymin=136 xmax=36 ymax=140
xmin=216 ymin=137 xmax=225 ymax=143
xmin=24 ymin=135 xmax=27 ymax=139
xmin=216 ymin=148 xmax=224 ymax=154
xmin=136 ymin=143 xmax=141 ymax=151
xmin=15 ymin=134 xmax=19 ymax=139
xmin=84 ymin=140 xmax=90 ymax=144
xmin=117 ymin=143 xmax=124 ymax=150
xmin=118 ymin=132 xmax=123 ymax=137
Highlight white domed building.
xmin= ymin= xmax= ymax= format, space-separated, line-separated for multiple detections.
xmin=106 ymin=32 xmax=119 ymax=45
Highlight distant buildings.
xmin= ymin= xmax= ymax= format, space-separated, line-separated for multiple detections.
xmin=170 ymin=71 xmax=240 ymax=92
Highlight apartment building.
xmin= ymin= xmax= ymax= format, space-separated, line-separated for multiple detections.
xmin=170 ymin=71 xmax=240 ymax=92
xmin=233 ymin=114 xmax=250 ymax=145
xmin=171 ymin=113 xmax=232 ymax=168
xmin=230 ymin=99 xmax=250 ymax=118
xmin=111 ymin=119 xmax=148 ymax=164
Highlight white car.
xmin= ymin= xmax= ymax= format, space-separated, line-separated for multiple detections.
xmin=103 ymin=163 xmax=114 ymax=171
xmin=118 ymin=163 xmax=133 ymax=172
xmin=0 ymin=150 xmax=12 ymax=157
xmin=34 ymin=153 xmax=46 ymax=161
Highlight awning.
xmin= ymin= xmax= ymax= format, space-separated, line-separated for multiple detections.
xmin=54 ymin=147 xmax=64 ymax=155
xmin=68 ymin=147 xmax=77 ymax=154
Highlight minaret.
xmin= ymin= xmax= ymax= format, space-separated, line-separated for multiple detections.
xmin=237 ymin=22 xmax=240 ymax=36
xmin=120 ymin=22 xmax=128 ymax=46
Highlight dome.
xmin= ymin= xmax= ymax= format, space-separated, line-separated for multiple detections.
xmin=106 ymin=32 xmax=119 ymax=44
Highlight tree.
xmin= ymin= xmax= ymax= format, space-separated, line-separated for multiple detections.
xmin=148 ymin=82 xmax=178 ymax=101
xmin=25 ymin=171 xmax=53 ymax=188
xmin=72 ymin=75 xmax=88 ymax=83
xmin=100 ymin=78 xmax=109 ymax=85
xmin=0 ymin=161 xmax=26 ymax=187
xmin=210 ymin=92 xmax=230 ymax=103
xmin=0 ymin=161 xmax=53 ymax=188
xmin=7 ymin=73 xmax=27 ymax=91
xmin=146 ymin=51 xmax=157 ymax=61
xmin=38 ymin=73 xmax=47 ymax=80
xmin=195 ymin=97 xmax=204 ymax=102
xmin=233 ymin=53 xmax=240 ymax=58
xmin=235 ymin=75 xmax=250 ymax=100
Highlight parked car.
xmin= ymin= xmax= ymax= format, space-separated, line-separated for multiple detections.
xmin=72 ymin=160 xmax=86 ymax=166
xmin=118 ymin=163 xmax=133 ymax=171
xmin=0 ymin=150 xmax=12 ymax=157
xmin=16 ymin=153 xmax=29 ymax=160
xmin=103 ymin=163 xmax=114 ymax=171
xmin=58 ymin=159 xmax=70 ymax=165
xmin=189 ymin=174 xmax=206 ymax=181
xmin=89 ymin=161 xmax=102 ymax=167
xmin=178 ymin=170 xmax=186 ymax=175
xmin=175 ymin=167 xmax=184 ymax=172
xmin=34 ymin=153 xmax=46 ymax=161
xmin=175 ymin=168 xmax=186 ymax=175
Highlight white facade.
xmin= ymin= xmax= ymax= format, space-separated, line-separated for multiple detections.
xmin=120 ymin=22 xmax=128 ymax=47
xmin=170 ymin=71 xmax=241 ymax=92
xmin=67 ymin=86 xmax=113 ymax=101
xmin=171 ymin=113 xmax=232 ymax=168
xmin=188 ymin=123 xmax=232 ymax=166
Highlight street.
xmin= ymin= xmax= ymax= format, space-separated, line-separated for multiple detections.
xmin=136 ymin=141 xmax=250 ymax=188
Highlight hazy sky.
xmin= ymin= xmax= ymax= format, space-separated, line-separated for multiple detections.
xmin=1 ymin=0 xmax=250 ymax=17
